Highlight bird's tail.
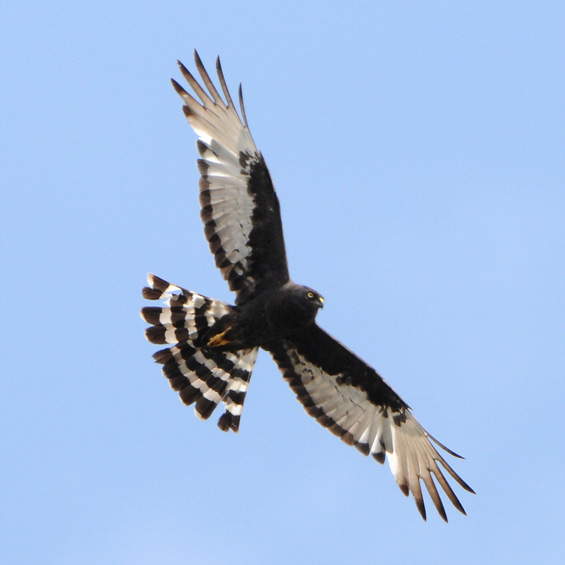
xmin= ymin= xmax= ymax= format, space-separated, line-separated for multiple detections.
xmin=141 ymin=273 xmax=258 ymax=432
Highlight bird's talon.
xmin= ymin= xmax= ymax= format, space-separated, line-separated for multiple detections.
xmin=208 ymin=329 xmax=230 ymax=347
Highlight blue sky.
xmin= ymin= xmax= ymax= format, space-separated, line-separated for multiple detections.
xmin=2 ymin=2 xmax=564 ymax=563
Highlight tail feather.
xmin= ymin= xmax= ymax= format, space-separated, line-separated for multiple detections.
xmin=141 ymin=273 xmax=232 ymax=347
xmin=141 ymin=273 xmax=258 ymax=432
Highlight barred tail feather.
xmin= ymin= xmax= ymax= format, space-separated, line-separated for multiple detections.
xmin=141 ymin=273 xmax=233 ymax=347
xmin=141 ymin=273 xmax=258 ymax=432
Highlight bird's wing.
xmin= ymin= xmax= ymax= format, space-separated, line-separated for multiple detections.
xmin=172 ymin=51 xmax=289 ymax=305
xmin=265 ymin=324 xmax=475 ymax=521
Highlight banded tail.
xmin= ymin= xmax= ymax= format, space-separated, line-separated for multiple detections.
xmin=141 ymin=274 xmax=258 ymax=432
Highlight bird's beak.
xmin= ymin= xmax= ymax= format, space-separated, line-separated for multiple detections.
xmin=317 ymin=296 xmax=324 ymax=309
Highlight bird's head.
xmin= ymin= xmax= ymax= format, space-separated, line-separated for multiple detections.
xmin=303 ymin=287 xmax=324 ymax=310
xmin=265 ymin=283 xmax=324 ymax=334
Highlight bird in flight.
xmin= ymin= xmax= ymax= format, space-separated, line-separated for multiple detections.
xmin=141 ymin=51 xmax=474 ymax=521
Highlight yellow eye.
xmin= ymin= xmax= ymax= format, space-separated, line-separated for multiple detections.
xmin=307 ymin=291 xmax=315 ymax=299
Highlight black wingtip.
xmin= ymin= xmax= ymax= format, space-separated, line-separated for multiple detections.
xmin=171 ymin=77 xmax=185 ymax=95
xmin=427 ymin=432 xmax=466 ymax=459
xmin=238 ymin=83 xmax=248 ymax=126
xmin=437 ymin=503 xmax=448 ymax=522
xmin=176 ymin=59 xmax=189 ymax=77
xmin=417 ymin=503 xmax=427 ymax=522
xmin=463 ymin=482 xmax=477 ymax=495
xmin=193 ymin=49 xmax=204 ymax=70
xmin=177 ymin=59 xmax=188 ymax=75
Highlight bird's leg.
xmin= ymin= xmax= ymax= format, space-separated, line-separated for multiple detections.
xmin=207 ymin=328 xmax=232 ymax=347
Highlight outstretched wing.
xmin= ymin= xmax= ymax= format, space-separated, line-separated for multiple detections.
xmin=265 ymin=324 xmax=475 ymax=522
xmin=171 ymin=51 xmax=289 ymax=305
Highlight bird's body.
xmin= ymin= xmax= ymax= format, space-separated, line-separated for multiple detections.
xmin=141 ymin=51 xmax=474 ymax=521
xmin=207 ymin=282 xmax=324 ymax=350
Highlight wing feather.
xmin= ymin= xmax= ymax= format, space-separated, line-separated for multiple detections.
xmin=173 ymin=51 xmax=289 ymax=304
xmin=265 ymin=324 xmax=475 ymax=521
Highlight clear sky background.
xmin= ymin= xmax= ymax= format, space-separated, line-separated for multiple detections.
xmin=2 ymin=2 xmax=564 ymax=564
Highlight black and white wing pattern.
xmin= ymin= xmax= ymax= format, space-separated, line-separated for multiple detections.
xmin=265 ymin=324 xmax=475 ymax=522
xmin=171 ymin=52 xmax=289 ymax=305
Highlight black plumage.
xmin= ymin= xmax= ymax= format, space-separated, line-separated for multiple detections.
xmin=141 ymin=51 xmax=474 ymax=521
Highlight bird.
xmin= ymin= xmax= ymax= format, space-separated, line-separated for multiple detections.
xmin=141 ymin=51 xmax=475 ymax=521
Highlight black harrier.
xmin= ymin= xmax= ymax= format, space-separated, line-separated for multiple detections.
xmin=141 ymin=51 xmax=474 ymax=521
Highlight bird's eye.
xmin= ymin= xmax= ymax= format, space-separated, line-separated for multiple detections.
xmin=307 ymin=291 xmax=315 ymax=299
